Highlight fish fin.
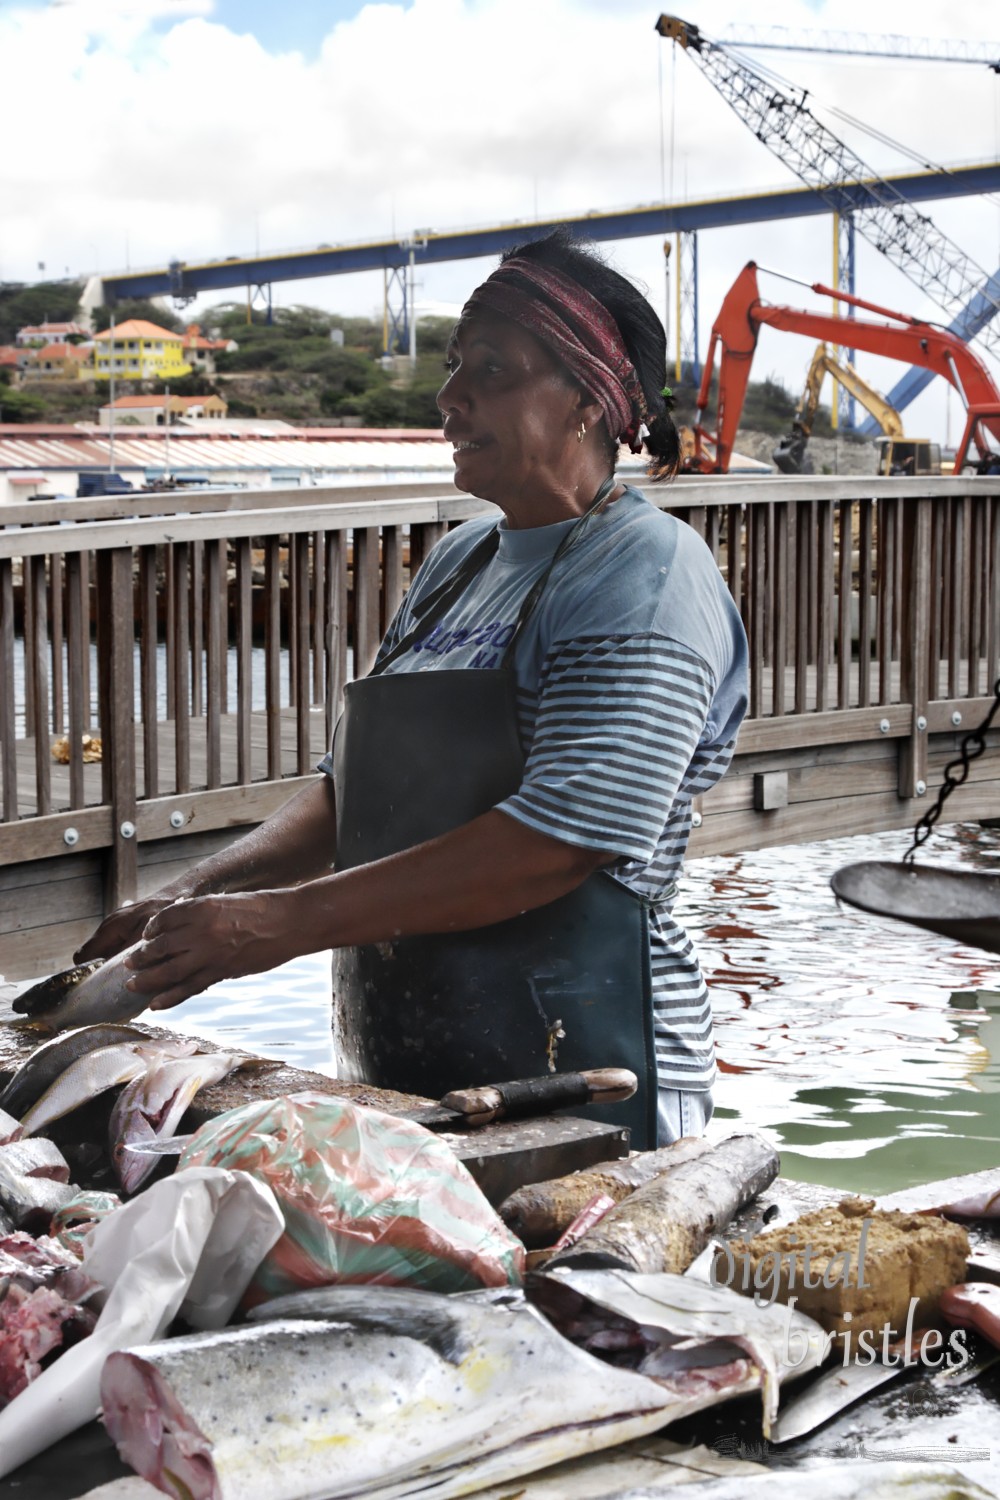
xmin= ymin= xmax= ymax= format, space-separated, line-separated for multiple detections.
xmin=248 ymin=1288 xmax=474 ymax=1365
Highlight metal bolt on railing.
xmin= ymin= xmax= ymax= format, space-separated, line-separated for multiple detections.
xmin=120 ymin=821 xmax=136 ymax=840
xmin=916 ymin=715 xmax=927 ymax=731
xmin=63 ymin=827 xmax=79 ymax=847
xmin=916 ymin=780 xmax=927 ymax=796
xmin=879 ymin=718 xmax=891 ymax=733
xmin=169 ymin=810 xmax=185 ymax=829
xmin=952 ymin=710 xmax=963 ymax=726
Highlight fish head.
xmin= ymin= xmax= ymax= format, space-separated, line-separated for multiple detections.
xmin=12 ymin=961 xmax=105 ymax=1019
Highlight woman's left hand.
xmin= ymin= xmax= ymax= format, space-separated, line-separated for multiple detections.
xmin=124 ymin=890 xmax=300 ymax=1010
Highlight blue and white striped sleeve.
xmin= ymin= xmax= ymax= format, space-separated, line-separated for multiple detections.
xmin=497 ymin=634 xmax=717 ymax=861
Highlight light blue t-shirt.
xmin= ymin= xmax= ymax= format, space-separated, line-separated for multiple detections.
xmin=334 ymin=485 xmax=748 ymax=1090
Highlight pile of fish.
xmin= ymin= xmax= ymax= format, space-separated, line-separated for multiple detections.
xmin=0 ymin=1016 xmax=252 ymax=1415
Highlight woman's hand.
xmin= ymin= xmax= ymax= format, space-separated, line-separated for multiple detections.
xmin=74 ymin=894 xmax=179 ymax=964
xmin=123 ymin=889 xmax=302 ymax=1011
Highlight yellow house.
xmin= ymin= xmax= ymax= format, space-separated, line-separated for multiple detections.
xmin=93 ymin=319 xmax=192 ymax=381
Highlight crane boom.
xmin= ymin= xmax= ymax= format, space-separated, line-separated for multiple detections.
xmin=656 ymin=16 xmax=1000 ymax=362
xmin=718 ymin=25 xmax=1000 ymax=70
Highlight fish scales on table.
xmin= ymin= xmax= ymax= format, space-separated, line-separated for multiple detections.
xmin=499 ymin=1136 xmax=716 ymax=1248
xmin=101 ymin=1285 xmax=678 ymax=1500
xmin=11 ymin=946 xmax=155 ymax=1032
xmin=0 ymin=1024 xmax=152 ymax=1119
xmin=546 ymin=1134 xmax=780 ymax=1276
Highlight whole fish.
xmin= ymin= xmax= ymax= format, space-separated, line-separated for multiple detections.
xmin=12 ymin=946 xmax=153 ymax=1032
xmin=110 ymin=1053 xmax=252 ymax=1195
xmin=19 ymin=1040 xmax=197 ymax=1138
xmin=0 ymin=1024 xmax=150 ymax=1118
xmin=102 ymin=1285 xmax=678 ymax=1500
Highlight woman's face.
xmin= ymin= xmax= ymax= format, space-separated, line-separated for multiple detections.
xmin=437 ymin=310 xmax=601 ymax=523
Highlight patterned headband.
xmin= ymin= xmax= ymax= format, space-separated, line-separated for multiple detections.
xmin=462 ymin=258 xmax=647 ymax=452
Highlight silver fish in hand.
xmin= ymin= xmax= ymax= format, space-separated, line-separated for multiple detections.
xmin=12 ymin=945 xmax=154 ymax=1032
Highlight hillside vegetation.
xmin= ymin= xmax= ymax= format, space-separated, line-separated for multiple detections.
xmin=1 ymin=290 xmax=859 ymax=450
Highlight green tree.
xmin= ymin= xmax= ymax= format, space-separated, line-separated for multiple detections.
xmin=93 ymin=299 xmax=183 ymax=333
xmin=0 ymin=384 xmax=48 ymax=422
xmin=0 ymin=281 xmax=84 ymax=344
xmin=415 ymin=316 xmax=457 ymax=354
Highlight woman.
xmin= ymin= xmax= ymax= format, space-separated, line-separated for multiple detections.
xmin=77 ymin=232 xmax=748 ymax=1149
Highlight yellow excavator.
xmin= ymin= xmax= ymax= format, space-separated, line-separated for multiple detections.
xmin=772 ymin=343 xmax=941 ymax=477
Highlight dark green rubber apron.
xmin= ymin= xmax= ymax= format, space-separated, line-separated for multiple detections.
xmin=331 ymin=483 xmax=658 ymax=1147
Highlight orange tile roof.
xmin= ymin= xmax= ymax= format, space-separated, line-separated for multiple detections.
xmin=36 ymin=343 xmax=90 ymax=361
xmin=19 ymin=321 xmax=88 ymax=337
xmin=103 ymin=394 xmax=216 ymax=409
xmin=94 ymin=320 xmax=185 ymax=342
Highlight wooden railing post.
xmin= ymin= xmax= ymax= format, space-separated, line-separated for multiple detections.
xmin=99 ymin=546 xmax=137 ymax=912
xmin=898 ymin=495 xmax=931 ymax=801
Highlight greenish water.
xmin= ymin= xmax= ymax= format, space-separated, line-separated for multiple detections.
xmin=61 ymin=821 xmax=1000 ymax=1199
xmin=680 ymin=823 xmax=1000 ymax=1195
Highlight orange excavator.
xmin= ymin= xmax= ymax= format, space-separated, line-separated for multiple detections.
xmin=685 ymin=262 xmax=1000 ymax=476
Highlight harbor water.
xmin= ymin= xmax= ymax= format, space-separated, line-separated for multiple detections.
xmin=138 ymin=819 xmax=1000 ymax=1198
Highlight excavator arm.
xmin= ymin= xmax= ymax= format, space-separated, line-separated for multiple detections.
xmin=773 ymin=343 xmax=904 ymax=473
xmin=687 ymin=262 xmax=1000 ymax=473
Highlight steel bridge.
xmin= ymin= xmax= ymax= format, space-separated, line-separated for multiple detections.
xmin=97 ymin=163 xmax=999 ymax=369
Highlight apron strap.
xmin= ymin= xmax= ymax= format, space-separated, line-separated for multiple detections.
xmin=374 ymin=474 xmax=621 ymax=677
xmin=371 ymin=525 xmax=502 ymax=675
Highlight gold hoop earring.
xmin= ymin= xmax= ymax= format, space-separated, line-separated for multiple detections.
xmin=577 ymin=423 xmax=587 ymax=444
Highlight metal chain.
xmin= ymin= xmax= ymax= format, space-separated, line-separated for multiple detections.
xmin=903 ymin=674 xmax=1000 ymax=863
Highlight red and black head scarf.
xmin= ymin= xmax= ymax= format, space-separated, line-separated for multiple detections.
xmin=462 ymin=257 xmax=648 ymax=453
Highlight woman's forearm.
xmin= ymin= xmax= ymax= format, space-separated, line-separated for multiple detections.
xmin=297 ymin=808 xmax=611 ymax=947
xmin=129 ymin=808 xmax=612 ymax=1009
xmin=176 ymin=778 xmax=338 ymax=897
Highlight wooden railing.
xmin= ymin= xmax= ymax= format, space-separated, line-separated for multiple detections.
xmin=1 ymin=474 xmax=999 ymax=966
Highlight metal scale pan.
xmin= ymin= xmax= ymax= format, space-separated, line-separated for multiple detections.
xmin=832 ymin=677 xmax=1000 ymax=955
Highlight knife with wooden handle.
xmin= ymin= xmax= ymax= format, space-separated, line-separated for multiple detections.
xmin=406 ymin=1068 xmax=638 ymax=1130
xmin=124 ymin=1068 xmax=639 ymax=1154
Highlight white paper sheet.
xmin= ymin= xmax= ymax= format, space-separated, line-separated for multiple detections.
xmin=0 ymin=1165 xmax=283 ymax=1479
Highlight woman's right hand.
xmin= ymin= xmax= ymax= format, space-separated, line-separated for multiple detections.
xmin=73 ymin=894 xmax=181 ymax=964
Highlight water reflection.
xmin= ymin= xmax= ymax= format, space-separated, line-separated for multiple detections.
xmin=678 ymin=822 xmax=1000 ymax=1193
xmin=137 ymin=822 xmax=1000 ymax=1196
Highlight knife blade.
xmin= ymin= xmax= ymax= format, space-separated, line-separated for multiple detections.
xmin=124 ymin=1068 xmax=638 ymax=1155
xmin=769 ymin=1337 xmax=919 ymax=1445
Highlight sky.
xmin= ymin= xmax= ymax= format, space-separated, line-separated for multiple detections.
xmin=3 ymin=0 xmax=1000 ymax=441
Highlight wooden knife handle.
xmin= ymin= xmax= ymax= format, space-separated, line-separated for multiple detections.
xmin=441 ymin=1068 xmax=638 ymax=1124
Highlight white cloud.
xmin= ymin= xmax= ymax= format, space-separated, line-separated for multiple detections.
xmin=2 ymin=0 xmax=999 ymax=436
